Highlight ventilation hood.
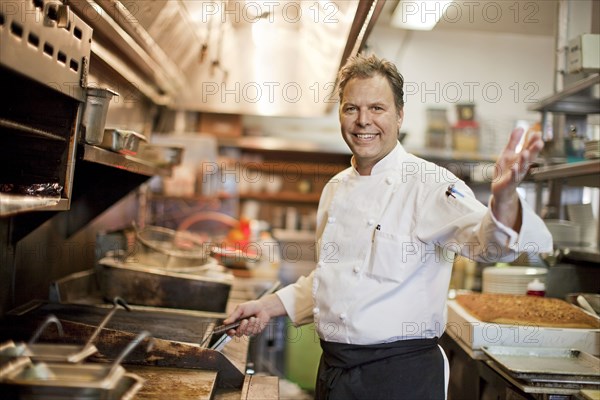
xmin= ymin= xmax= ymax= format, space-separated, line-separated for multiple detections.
xmin=73 ymin=0 xmax=383 ymax=118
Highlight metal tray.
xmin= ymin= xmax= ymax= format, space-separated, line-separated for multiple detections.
xmin=98 ymin=257 xmax=231 ymax=313
xmin=483 ymin=346 xmax=600 ymax=384
xmin=0 ymin=331 xmax=150 ymax=399
xmin=137 ymin=143 xmax=184 ymax=168
xmin=2 ymin=362 xmax=126 ymax=390
xmin=100 ymin=129 xmax=147 ymax=155
xmin=1 ymin=341 xmax=98 ymax=364
xmin=0 ymin=351 xmax=31 ymax=380
xmin=0 ymin=371 xmax=143 ymax=400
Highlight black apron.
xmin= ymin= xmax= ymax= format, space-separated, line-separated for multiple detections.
xmin=315 ymin=337 xmax=445 ymax=400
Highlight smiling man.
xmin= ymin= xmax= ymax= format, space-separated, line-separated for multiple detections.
xmin=223 ymin=54 xmax=552 ymax=399
xmin=338 ymin=66 xmax=403 ymax=176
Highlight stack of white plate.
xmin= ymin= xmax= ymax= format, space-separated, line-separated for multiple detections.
xmin=567 ymin=204 xmax=598 ymax=247
xmin=544 ymin=219 xmax=582 ymax=247
xmin=482 ymin=266 xmax=548 ymax=295
xmin=584 ymin=140 xmax=600 ymax=159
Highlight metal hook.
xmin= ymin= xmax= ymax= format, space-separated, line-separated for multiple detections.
xmin=29 ymin=315 xmax=64 ymax=344
xmin=109 ymin=330 xmax=153 ymax=376
xmin=84 ymin=297 xmax=131 ymax=348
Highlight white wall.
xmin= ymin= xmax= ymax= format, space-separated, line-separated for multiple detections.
xmin=369 ymin=26 xmax=555 ymax=152
xmin=244 ymin=24 xmax=556 ymax=156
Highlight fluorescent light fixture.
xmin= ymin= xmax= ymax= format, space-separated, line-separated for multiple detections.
xmin=391 ymin=0 xmax=453 ymax=30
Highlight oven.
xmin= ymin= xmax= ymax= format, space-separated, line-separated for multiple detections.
xmin=0 ymin=0 xmax=92 ymax=214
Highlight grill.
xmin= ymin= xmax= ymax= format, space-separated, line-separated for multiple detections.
xmin=0 ymin=301 xmax=246 ymax=388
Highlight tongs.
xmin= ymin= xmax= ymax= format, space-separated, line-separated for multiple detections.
xmin=200 ymin=281 xmax=281 ymax=351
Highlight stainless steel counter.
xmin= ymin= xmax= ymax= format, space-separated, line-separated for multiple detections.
xmin=441 ymin=332 xmax=599 ymax=400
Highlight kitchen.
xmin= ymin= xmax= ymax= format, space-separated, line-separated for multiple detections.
xmin=1 ymin=0 xmax=599 ymax=398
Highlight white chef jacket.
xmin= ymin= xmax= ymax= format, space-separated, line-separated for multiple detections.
xmin=276 ymin=143 xmax=553 ymax=345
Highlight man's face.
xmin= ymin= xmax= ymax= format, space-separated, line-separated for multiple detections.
xmin=339 ymin=74 xmax=403 ymax=175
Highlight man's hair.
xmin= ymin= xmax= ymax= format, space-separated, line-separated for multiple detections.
xmin=337 ymin=53 xmax=405 ymax=113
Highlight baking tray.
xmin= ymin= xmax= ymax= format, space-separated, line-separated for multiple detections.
xmin=482 ymin=346 xmax=600 ymax=384
xmin=446 ymin=299 xmax=600 ymax=356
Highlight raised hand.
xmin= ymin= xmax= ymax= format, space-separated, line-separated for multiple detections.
xmin=491 ymin=127 xmax=544 ymax=231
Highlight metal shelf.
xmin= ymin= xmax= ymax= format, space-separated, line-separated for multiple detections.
xmin=80 ymin=145 xmax=171 ymax=177
xmin=218 ymin=137 xmax=499 ymax=164
xmin=242 ymin=161 xmax=347 ymax=176
xmin=218 ymin=136 xmax=351 ymax=155
xmin=560 ymin=247 xmax=600 ymax=264
xmin=529 ymin=159 xmax=600 ymax=187
xmin=0 ymin=197 xmax=69 ymax=217
xmin=35 ymin=198 xmax=70 ymax=212
xmin=406 ymin=147 xmax=498 ymax=163
xmin=528 ymin=74 xmax=600 ymax=114
xmin=239 ymin=192 xmax=322 ymax=204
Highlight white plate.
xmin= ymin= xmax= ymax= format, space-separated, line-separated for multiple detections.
xmin=483 ymin=267 xmax=547 ymax=276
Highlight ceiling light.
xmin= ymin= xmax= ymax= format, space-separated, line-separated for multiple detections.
xmin=391 ymin=0 xmax=453 ymax=31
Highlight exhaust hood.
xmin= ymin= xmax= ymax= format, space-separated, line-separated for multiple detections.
xmin=71 ymin=0 xmax=382 ymax=117
xmin=174 ymin=0 xmax=359 ymax=117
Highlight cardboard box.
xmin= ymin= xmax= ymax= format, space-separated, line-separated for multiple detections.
xmin=198 ymin=113 xmax=242 ymax=137
xmin=446 ymin=300 xmax=600 ymax=356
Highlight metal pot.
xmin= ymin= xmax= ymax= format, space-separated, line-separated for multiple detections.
xmin=98 ymin=256 xmax=231 ymax=313
xmin=81 ymin=88 xmax=119 ymax=145
xmin=133 ymin=224 xmax=210 ymax=268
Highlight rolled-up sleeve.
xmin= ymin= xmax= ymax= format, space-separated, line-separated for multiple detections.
xmin=485 ymin=193 xmax=553 ymax=255
xmin=275 ymin=271 xmax=315 ymax=326
xmin=417 ymin=180 xmax=553 ymax=263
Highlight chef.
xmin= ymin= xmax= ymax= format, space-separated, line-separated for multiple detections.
xmin=223 ymin=54 xmax=553 ymax=399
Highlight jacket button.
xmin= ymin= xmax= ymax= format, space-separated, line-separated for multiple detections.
xmin=386 ymin=176 xmax=394 ymax=185
xmin=317 ymin=262 xmax=323 ymax=269
xmin=353 ymin=266 xmax=360 ymax=273
xmin=328 ymin=216 xmax=336 ymax=224
xmin=367 ymin=219 xmax=375 ymax=226
xmin=339 ymin=313 xmax=347 ymax=321
xmin=313 ymin=307 xmax=320 ymax=314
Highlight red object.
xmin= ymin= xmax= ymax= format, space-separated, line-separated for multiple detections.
xmin=527 ymin=290 xmax=545 ymax=297
xmin=239 ymin=218 xmax=251 ymax=239
xmin=453 ymin=120 xmax=479 ymax=129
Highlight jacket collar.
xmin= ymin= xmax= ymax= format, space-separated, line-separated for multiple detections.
xmin=350 ymin=142 xmax=408 ymax=176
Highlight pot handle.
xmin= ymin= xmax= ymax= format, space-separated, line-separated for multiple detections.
xmin=85 ymin=296 xmax=131 ymax=348
xmin=109 ymin=330 xmax=154 ymax=376
xmin=29 ymin=314 xmax=64 ymax=344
